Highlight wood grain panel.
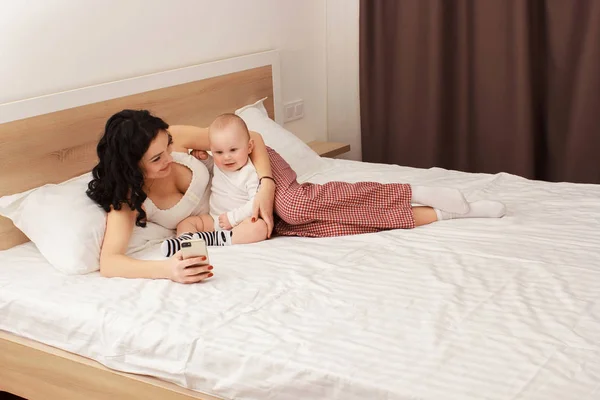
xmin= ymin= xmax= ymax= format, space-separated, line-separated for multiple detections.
xmin=0 ymin=331 xmax=221 ymax=400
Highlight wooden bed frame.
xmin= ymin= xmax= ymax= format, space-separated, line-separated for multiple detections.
xmin=0 ymin=51 xmax=282 ymax=400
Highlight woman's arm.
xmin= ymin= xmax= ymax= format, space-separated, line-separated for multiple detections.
xmin=100 ymin=207 xmax=212 ymax=282
xmin=248 ymin=131 xmax=276 ymax=238
xmin=248 ymin=131 xmax=272 ymax=178
xmin=172 ymin=125 xmax=271 ymax=172
xmin=99 ymin=207 xmax=170 ymax=278
xmin=168 ymin=125 xmax=210 ymax=152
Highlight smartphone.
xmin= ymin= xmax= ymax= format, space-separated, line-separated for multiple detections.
xmin=180 ymin=238 xmax=210 ymax=266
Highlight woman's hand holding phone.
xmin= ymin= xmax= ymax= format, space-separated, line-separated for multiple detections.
xmin=166 ymin=244 xmax=213 ymax=284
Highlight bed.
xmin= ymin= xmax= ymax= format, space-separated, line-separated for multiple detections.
xmin=1 ymin=51 xmax=600 ymax=400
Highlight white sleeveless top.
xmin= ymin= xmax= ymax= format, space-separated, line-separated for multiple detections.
xmin=143 ymin=152 xmax=213 ymax=230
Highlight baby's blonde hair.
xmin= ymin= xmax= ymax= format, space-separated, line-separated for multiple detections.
xmin=209 ymin=113 xmax=249 ymax=138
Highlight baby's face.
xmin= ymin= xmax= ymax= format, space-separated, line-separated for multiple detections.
xmin=210 ymin=125 xmax=252 ymax=171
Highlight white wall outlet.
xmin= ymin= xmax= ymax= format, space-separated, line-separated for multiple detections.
xmin=283 ymin=100 xmax=304 ymax=122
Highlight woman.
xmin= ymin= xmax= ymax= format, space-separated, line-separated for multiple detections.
xmin=86 ymin=110 xmax=276 ymax=284
xmin=89 ymin=109 xmax=505 ymax=284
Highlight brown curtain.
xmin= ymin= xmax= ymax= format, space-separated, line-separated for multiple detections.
xmin=359 ymin=0 xmax=600 ymax=184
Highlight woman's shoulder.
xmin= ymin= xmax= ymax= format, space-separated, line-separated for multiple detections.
xmin=106 ymin=203 xmax=138 ymax=222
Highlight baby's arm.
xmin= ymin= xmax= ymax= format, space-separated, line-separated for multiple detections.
xmin=225 ymin=170 xmax=260 ymax=227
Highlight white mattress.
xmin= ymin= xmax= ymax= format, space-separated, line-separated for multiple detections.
xmin=1 ymin=158 xmax=599 ymax=400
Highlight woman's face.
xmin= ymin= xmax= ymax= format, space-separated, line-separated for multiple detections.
xmin=140 ymin=130 xmax=173 ymax=180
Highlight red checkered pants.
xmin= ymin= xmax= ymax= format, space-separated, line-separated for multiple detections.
xmin=267 ymin=147 xmax=416 ymax=238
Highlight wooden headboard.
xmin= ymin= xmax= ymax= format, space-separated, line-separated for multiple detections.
xmin=0 ymin=51 xmax=281 ymax=250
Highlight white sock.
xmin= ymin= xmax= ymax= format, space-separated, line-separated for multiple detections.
xmin=412 ymin=186 xmax=470 ymax=214
xmin=161 ymin=231 xmax=233 ymax=257
xmin=434 ymin=200 xmax=506 ymax=221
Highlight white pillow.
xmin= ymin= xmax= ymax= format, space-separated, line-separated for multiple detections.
xmin=235 ymin=98 xmax=326 ymax=180
xmin=0 ymin=173 xmax=174 ymax=275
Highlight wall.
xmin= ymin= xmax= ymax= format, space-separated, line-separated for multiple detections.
xmin=326 ymin=0 xmax=361 ymax=160
xmin=0 ymin=0 xmax=327 ymax=143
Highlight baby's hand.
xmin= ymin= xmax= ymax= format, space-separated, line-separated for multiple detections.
xmin=219 ymin=214 xmax=233 ymax=230
xmin=191 ymin=149 xmax=209 ymax=160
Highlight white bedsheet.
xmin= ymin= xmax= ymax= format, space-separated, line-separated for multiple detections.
xmin=1 ymin=158 xmax=599 ymax=400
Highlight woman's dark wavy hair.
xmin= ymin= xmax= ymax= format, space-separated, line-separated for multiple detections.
xmin=86 ymin=109 xmax=169 ymax=227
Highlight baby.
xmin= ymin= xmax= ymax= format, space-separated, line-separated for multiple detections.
xmin=161 ymin=113 xmax=260 ymax=256
xmin=206 ymin=113 xmax=260 ymax=231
